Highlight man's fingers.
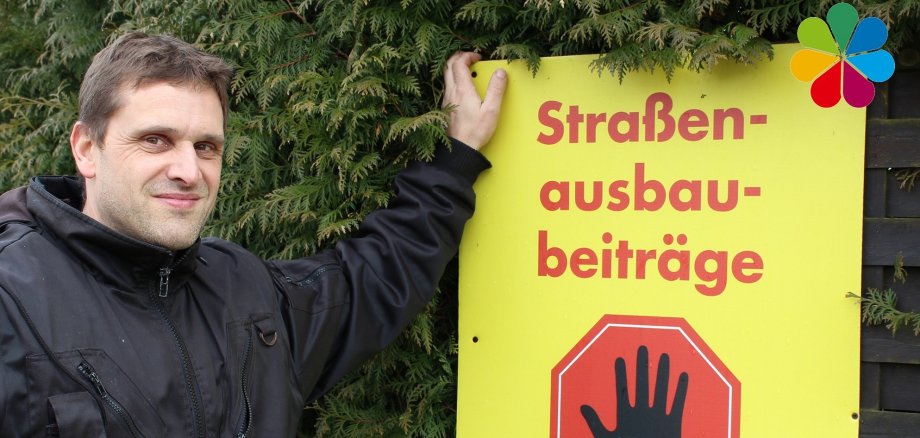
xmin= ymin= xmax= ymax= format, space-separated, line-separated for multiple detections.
xmin=442 ymin=51 xmax=504 ymax=150
xmin=482 ymin=68 xmax=508 ymax=113
xmin=445 ymin=50 xmax=464 ymax=64
xmin=450 ymin=52 xmax=479 ymax=89
xmin=453 ymin=51 xmax=481 ymax=68
xmin=443 ymin=52 xmax=480 ymax=109
xmin=443 ymin=66 xmax=454 ymax=102
xmin=443 ymin=52 xmax=462 ymax=105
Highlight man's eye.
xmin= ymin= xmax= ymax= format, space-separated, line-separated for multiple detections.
xmin=195 ymin=143 xmax=222 ymax=157
xmin=141 ymin=136 xmax=170 ymax=151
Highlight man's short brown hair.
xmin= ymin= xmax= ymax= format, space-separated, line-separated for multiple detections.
xmin=78 ymin=32 xmax=234 ymax=144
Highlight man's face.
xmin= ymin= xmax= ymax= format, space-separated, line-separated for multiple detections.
xmin=76 ymin=82 xmax=224 ymax=251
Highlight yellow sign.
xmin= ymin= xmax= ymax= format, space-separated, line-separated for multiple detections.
xmin=459 ymin=45 xmax=863 ymax=437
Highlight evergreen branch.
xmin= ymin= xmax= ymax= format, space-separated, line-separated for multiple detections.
xmin=744 ymin=0 xmax=807 ymax=34
xmin=895 ymin=168 xmax=920 ymax=191
xmin=283 ymin=0 xmax=306 ymax=23
xmin=0 ymin=94 xmax=69 ymax=111
xmin=851 ymin=288 xmax=920 ymax=336
xmin=894 ymin=251 xmax=908 ymax=284
xmin=385 ymin=110 xmax=449 ymax=145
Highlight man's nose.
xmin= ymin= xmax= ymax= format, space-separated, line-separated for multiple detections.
xmin=165 ymin=143 xmax=201 ymax=186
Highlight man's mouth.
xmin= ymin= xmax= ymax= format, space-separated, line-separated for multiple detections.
xmin=154 ymin=193 xmax=202 ymax=209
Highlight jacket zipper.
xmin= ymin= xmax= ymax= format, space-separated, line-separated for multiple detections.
xmin=150 ymin=260 xmax=205 ymax=438
xmin=291 ymin=265 xmax=340 ymax=286
xmin=235 ymin=327 xmax=254 ymax=438
xmin=158 ymin=267 xmax=171 ymax=298
xmin=77 ymin=361 xmax=144 ymax=438
xmin=158 ymin=247 xmax=188 ymax=298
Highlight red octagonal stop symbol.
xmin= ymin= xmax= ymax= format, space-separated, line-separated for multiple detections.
xmin=551 ymin=315 xmax=740 ymax=438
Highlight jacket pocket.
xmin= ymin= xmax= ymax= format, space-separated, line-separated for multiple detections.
xmin=227 ymin=318 xmax=255 ymax=437
xmin=27 ymin=349 xmax=165 ymax=438
xmin=226 ymin=313 xmax=295 ymax=437
xmin=45 ymin=392 xmax=106 ymax=438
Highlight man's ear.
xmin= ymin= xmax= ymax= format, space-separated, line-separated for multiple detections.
xmin=70 ymin=122 xmax=97 ymax=179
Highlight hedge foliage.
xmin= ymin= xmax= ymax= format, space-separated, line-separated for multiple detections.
xmin=1 ymin=1 xmax=918 ymax=436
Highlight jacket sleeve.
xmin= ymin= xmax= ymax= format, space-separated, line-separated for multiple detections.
xmin=266 ymin=139 xmax=490 ymax=402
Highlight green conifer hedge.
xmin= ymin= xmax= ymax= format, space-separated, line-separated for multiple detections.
xmin=2 ymin=1 xmax=917 ymax=436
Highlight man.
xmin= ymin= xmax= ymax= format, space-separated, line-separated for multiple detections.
xmin=0 ymin=32 xmax=506 ymax=437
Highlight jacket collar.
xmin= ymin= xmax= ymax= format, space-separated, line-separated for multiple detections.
xmin=22 ymin=176 xmax=198 ymax=294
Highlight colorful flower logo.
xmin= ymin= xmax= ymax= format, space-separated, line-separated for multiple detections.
xmin=790 ymin=2 xmax=895 ymax=108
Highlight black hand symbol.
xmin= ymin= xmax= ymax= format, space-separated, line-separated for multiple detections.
xmin=580 ymin=345 xmax=689 ymax=437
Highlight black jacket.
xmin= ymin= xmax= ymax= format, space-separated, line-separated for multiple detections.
xmin=0 ymin=142 xmax=488 ymax=437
